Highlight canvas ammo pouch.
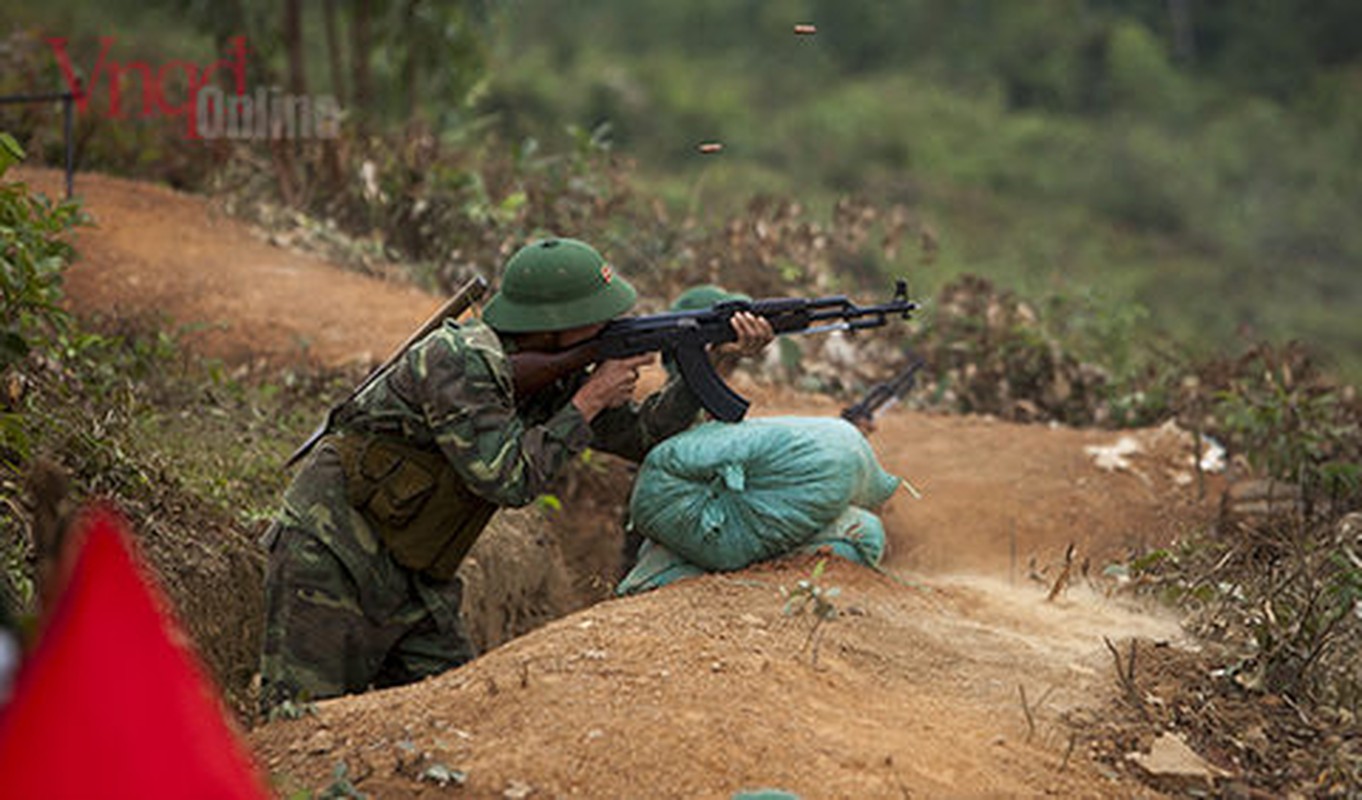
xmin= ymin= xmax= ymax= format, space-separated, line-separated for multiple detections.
xmin=328 ymin=432 xmax=495 ymax=581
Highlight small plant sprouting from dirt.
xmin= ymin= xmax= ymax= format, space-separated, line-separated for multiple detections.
xmin=780 ymin=558 xmax=841 ymax=666
xmin=312 ymin=761 xmax=366 ymax=800
xmin=265 ymin=699 xmax=318 ymax=723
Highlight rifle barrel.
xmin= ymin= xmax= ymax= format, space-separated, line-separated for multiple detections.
xmin=840 ymin=355 xmax=926 ymax=425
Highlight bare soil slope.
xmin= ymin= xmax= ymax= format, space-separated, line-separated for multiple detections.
xmin=24 ymin=167 xmax=1227 ymax=797
xmin=21 ymin=167 xmax=441 ymax=369
xmin=254 ymin=558 xmax=1183 ymax=798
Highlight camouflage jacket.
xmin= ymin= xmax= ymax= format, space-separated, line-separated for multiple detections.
xmin=265 ymin=317 xmax=707 ymax=623
xmin=331 ymin=318 xmax=704 ymax=505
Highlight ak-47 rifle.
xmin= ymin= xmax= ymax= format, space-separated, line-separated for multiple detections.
xmin=840 ymin=354 xmax=926 ymax=428
xmin=512 ymin=279 xmax=918 ymax=423
xmin=284 ymin=276 xmax=490 ymax=468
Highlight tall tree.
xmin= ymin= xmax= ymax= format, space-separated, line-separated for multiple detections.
xmin=352 ymin=0 xmax=374 ymax=132
xmin=379 ymin=0 xmax=487 ymax=129
xmin=1167 ymin=0 xmax=1196 ymax=63
xmin=401 ymin=0 xmax=422 ymax=121
xmin=282 ymin=0 xmax=307 ymax=96
xmin=322 ymin=0 xmax=347 ymax=101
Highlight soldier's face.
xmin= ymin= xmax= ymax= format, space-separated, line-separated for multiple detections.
xmin=555 ymin=322 xmax=607 ymax=349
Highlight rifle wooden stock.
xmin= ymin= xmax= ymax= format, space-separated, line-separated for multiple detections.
xmin=508 ymin=343 xmax=601 ymax=399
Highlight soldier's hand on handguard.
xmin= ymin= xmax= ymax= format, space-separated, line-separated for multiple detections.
xmin=572 ymin=353 xmax=655 ymax=421
xmin=712 ymin=311 xmax=775 ymax=374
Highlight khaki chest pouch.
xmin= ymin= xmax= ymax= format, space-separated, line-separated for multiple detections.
xmin=330 ymin=433 xmax=495 ymax=581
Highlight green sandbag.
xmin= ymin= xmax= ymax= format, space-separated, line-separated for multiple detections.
xmin=617 ymin=506 xmax=888 ymax=596
xmin=615 ymin=539 xmax=704 ymax=596
xmin=629 ymin=417 xmax=900 ymax=571
xmin=793 ymin=505 xmax=887 ymax=565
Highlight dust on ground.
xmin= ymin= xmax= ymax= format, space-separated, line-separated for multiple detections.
xmin=20 ymin=166 xmax=1250 ymax=796
xmin=254 ymin=558 xmax=1186 ymax=798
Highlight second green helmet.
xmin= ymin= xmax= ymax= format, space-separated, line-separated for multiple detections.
xmin=670 ymin=284 xmax=751 ymax=312
xmin=482 ymin=238 xmax=637 ymax=332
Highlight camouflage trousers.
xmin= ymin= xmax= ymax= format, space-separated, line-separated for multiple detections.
xmin=258 ymin=444 xmax=476 ymax=714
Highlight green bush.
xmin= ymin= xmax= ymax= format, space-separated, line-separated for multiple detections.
xmin=0 ymin=133 xmax=85 ymax=370
xmin=1212 ymin=345 xmax=1362 ymax=507
xmin=1121 ymin=343 xmax=1362 ymax=729
xmin=1106 ymin=19 xmax=1194 ymax=122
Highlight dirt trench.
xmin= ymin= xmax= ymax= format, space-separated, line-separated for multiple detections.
xmin=22 ymin=167 xmax=1228 ymax=797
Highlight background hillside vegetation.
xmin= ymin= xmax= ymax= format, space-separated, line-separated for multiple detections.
xmin=1 ymin=2 xmax=1359 ymax=786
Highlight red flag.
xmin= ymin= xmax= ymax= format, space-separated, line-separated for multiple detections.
xmin=0 ymin=505 xmax=269 ymax=799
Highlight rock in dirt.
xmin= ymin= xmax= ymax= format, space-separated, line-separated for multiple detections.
xmin=1126 ymin=732 xmax=1230 ymax=789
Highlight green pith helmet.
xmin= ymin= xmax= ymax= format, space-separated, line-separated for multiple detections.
xmin=482 ymin=238 xmax=637 ymax=333
xmin=670 ymin=284 xmax=750 ymax=312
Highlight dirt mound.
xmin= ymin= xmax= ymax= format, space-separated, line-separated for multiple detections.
xmin=458 ymin=508 xmax=577 ymax=655
xmin=760 ymin=387 xmax=1221 ymax=576
xmin=18 ymin=167 xmax=439 ymax=370
xmin=28 ymin=165 xmax=1237 ymax=795
xmin=253 ymin=556 xmax=1182 ymax=798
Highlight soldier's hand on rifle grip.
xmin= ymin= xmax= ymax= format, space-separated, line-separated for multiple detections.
xmin=572 ymin=354 xmax=655 ymax=421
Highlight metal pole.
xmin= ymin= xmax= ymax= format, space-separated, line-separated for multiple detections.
xmin=0 ymin=91 xmax=79 ymax=198
xmin=62 ymin=92 xmax=74 ymax=199
xmin=0 ymin=93 xmax=73 ymax=105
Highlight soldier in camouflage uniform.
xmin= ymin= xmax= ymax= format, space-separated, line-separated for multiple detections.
xmin=259 ymin=238 xmax=771 ymax=712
